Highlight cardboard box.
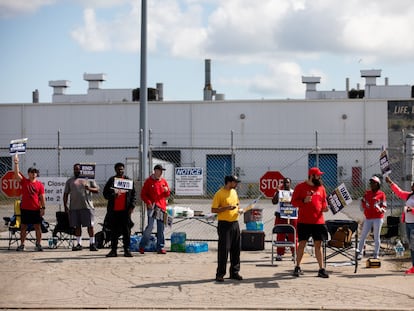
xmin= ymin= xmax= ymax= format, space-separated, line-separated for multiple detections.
xmin=241 ymin=230 xmax=265 ymax=251
xmin=366 ymin=258 xmax=381 ymax=268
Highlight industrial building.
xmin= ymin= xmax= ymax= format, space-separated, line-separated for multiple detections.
xmin=1 ymin=63 xmax=413 ymax=198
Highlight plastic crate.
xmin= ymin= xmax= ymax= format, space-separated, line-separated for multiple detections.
xmin=246 ymin=221 xmax=264 ymax=231
xmin=185 ymin=242 xmax=208 ymax=253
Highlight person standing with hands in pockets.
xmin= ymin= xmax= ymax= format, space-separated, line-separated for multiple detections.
xmin=291 ymin=167 xmax=330 ymax=278
xmin=13 ymin=153 xmax=46 ymax=251
xmin=139 ymin=164 xmax=170 ymax=255
xmin=211 ymin=175 xmax=243 ymax=282
xmin=385 ymin=175 xmax=414 ymax=274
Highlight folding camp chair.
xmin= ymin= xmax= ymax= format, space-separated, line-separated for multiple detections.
xmin=3 ymin=200 xmax=23 ymax=250
xmin=324 ymin=220 xmax=359 ymax=273
xmin=51 ymin=211 xmax=74 ymax=248
xmin=3 ymin=200 xmax=48 ymax=250
xmin=380 ymin=216 xmax=400 ymax=255
xmin=271 ymin=224 xmax=297 ymax=265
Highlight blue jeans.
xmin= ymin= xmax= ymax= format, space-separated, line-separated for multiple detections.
xmin=406 ymin=222 xmax=414 ymax=266
xmin=358 ymin=218 xmax=383 ymax=258
xmin=139 ymin=214 xmax=165 ymax=251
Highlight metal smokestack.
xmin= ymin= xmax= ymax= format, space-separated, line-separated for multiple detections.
xmin=203 ymin=59 xmax=215 ymax=100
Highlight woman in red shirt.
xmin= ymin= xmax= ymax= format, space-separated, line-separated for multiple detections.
xmin=357 ymin=176 xmax=387 ymax=260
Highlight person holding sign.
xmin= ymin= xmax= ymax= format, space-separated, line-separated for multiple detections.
xmin=291 ymin=167 xmax=330 ymax=278
xmin=357 ymin=176 xmax=387 ymax=260
xmin=13 ymin=154 xmax=46 ymax=251
xmin=139 ymin=164 xmax=170 ymax=255
xmin=63 ymin=163 xmax=100 ymax=251
xmin=103 ymin=162 xmax=136 ymax=257
xmin=272 ymin=177 xmax=298 ymax=261
xmin=385 ymin=175 xmax=414 ymax=274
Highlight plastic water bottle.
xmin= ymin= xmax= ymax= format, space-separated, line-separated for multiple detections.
xmin=394 ymin=239 xmax=405 ymax=257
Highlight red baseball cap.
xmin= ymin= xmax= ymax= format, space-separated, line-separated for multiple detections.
xmin=308 ymin=167 xmax=324 ymax=176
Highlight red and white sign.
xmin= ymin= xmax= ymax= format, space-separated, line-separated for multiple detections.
xmin=259 ymin=171 xmax=285 ymax=198
xmin=1 ymin=171 xmax=22 ymax=197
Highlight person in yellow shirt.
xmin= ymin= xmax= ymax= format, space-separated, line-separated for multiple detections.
xmin=211 ymin=175 xmax=243 ymax=282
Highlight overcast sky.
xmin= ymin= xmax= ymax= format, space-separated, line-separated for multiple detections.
xmin=1 ymin=0 xmax=414 ymax=103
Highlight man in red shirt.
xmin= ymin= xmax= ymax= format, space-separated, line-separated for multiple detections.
xmin=139 ymin=164 xmax=170 ymax=254
xmin=13 ymin=154 xmax=46 ymax=251
xmin=291 ymin=167 xmax=330 ymax=278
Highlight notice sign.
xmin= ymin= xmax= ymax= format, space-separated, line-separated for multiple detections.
xmin=328 ymin=183 xmax=353 ymax=215
xmin=9 ymin=138 xmax=28 ymax=155
xmin=175 ymin=167 xmax=203 ymax=196
xmin=380 ymin=149 xmax=391 ymax=175
xmin=113 ymin=178 xmax=134 ymax=190
xmin=38 ymin=177 xmax=67 ymax=205
xmin=79 ymin=163 xmax=96 ymax=179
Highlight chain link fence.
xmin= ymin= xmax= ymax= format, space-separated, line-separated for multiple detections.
xmin=1 ymin=128 xmax=412 ymax=242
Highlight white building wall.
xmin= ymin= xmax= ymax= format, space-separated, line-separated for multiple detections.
xmin=0 ymin=98 xmax=388 ymax=187
xmin=0 ymin=99 xmax=387 ymax=148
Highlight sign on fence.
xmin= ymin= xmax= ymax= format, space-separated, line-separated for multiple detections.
xmin=38 ymin=177 xmax=67 ymax=205
xmin=175 ymin=167 xmax=203 ymax=195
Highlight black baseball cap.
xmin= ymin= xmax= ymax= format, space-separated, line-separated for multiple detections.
xmin=28 ymin=167 xmax=39 ymax=174
xmin=225 ymin=175 xmax=241 ymax=183
xmin=154 ymin=164 xmax=166 ymax=171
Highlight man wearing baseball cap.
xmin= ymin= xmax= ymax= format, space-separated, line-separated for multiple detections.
xmin=357 ymin=175 xmax=387 ymax=260
xmin=291 ymin=167 xmax=330 ymax=278
xmin=139 ymin=164 xmax=170 ymax=254
xmin=13 ymin=154 xmax=46 ymax=251
xmin=211 ymin=175 xmax=243 ymax=282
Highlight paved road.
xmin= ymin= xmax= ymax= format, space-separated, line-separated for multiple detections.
xmin=0 ymin=238 xmax=413 ymax=311
xmin=0 ymin=200 xmax=413 ymax=310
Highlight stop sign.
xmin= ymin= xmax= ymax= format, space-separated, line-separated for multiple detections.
xmin=259 ymin=171 xmax=285 ymax=198
xmin=1 ymin=171 xmax=22 ymax=197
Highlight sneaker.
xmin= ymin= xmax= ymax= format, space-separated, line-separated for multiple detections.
xmin=16 ymin=244 xmax=25 ymax=251
xmin=276 ymin=254 xmax=282 ymax=261
xmin=35 ymin=243 xmax=43 ymax=252
xmin=230 ymin=273 xmax=243 ymax=280
xmin=157 ymin=249 xmax=167 ymax=254
xmin=357 ymin=254 xmax=362 ymax=260
xmin=139 ymin=247 xmax=145 ymax=254
xmin=72 ymin=244 xmax=83 ymax=251
xmin=293 ymin=266 xmax=302 ymax=277
xmin=215 ymin=276 xmax=224 ymax=282
xmin=106 ymin=250 xmax=117 ymax=257
xmin=405 ymin=266 xmax=414 ymax=274
xmin=124 ymin=250 xmax=133 ymax=257
xmin=89 ymin=244 xmax=98 ymax=251
xmin=318 ymin=268 xmax=329 ymax=278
